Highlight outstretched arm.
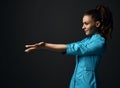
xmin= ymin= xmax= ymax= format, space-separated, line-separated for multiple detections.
xmin=25 ymin=42 xmax=67 ymax=53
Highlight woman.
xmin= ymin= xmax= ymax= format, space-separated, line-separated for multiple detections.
xmin=25 ymin=4 xmax=113 ymax=88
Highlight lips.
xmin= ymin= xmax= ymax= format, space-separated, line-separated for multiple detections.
xmin=84 ymin=30 xmax=88 ymax=32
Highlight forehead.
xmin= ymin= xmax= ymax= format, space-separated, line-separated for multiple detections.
xmin=82 ymin=15 xmax=93 ymax=22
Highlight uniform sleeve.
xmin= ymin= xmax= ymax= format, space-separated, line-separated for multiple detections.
xmin=66 ymin=35 xmax=105 ymax=56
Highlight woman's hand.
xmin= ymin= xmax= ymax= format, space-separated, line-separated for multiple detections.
xmin=25 ymin=42 xmax=45 ymax=53
xmin=25 ymin=42 xmax=66 ymax=53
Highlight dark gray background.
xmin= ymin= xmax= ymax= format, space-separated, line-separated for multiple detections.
xmin=1 ymin=0 xmax=120 ymax=88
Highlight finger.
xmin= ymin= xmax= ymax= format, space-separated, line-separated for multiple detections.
xmin=24 ymin=47 xmax=36 ymax=53
xmin=34 ymin=42 xmax=42 ymax=46
xmin=25 ymin=45 xmax=35 ymax=48
xmin=25 ymin=47 xmax=36 ymax=52
xmin=36 ymin=42 xmax=45 ymax=46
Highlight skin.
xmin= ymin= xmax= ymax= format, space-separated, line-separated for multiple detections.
xmin=25 ymin=15 xmax=100 ymax=53
xmin=82 ymin=15 xmax=100 ymax=36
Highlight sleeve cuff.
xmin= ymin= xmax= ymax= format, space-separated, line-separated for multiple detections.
xmin=61 ymin=44 xmax=71 ymax=55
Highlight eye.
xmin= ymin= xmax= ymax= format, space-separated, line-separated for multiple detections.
xmin=83 ymin=22 xmax=89 ymax=25
xmin=85 ymin=22 xmax=89 ymax=25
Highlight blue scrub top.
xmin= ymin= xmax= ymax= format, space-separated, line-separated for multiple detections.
xmin=66 ymin=34 xmax=106 ymax=88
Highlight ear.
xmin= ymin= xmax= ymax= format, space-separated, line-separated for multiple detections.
xmin=95 ymin=21 xmax=101 ymax=28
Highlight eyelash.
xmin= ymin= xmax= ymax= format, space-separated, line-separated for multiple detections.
xmin=82 ymin=23 xmax=88 ymax=25
xmin=85 ymin=23 xmax=89 ymax=25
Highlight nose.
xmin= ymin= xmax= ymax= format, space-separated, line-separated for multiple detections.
xmin=82 ymin=25 xmax=85 ymax=30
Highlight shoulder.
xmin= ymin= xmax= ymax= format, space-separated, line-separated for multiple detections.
xmin=91 ymin=34 xmax=105 ymax=41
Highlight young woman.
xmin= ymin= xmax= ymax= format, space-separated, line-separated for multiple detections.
xmin=25 ymin=4 xmax=113 ymax=88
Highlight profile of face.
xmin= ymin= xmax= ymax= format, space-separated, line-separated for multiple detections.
xmin=82 ymin=15 xmax=100 ymax=36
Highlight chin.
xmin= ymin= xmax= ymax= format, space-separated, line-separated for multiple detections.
xmin=85 ymin=33 xmax=90 ymax=36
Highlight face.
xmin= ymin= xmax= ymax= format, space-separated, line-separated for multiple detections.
xmin=82 ymin=15 xmax=97 ymax=36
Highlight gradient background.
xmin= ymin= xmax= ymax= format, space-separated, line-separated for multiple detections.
xmin=1 ymin=0 xmax=120 ymax=88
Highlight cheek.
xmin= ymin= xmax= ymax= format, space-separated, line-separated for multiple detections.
xmin=87 ymin=24 xmax=95 ymax=30
xmin=86 ymin=25 xmax=92 ymax=30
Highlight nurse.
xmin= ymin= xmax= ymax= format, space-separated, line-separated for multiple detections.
xmin=25 ymin=4 xmax=113 ymax=88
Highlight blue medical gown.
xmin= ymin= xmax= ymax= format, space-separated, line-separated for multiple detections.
xmin=65 ymin=34 xmax=106 ymax=88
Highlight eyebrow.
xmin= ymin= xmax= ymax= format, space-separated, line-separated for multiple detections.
xmin=82 ymin=22 xmax=89 ymax=24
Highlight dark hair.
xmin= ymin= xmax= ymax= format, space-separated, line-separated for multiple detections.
xmin=84 ymin=5 xmax=113 ymax=40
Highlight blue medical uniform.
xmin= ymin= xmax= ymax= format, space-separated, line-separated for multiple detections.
xmin=66 ymin=34 xmax=106 ymax=88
